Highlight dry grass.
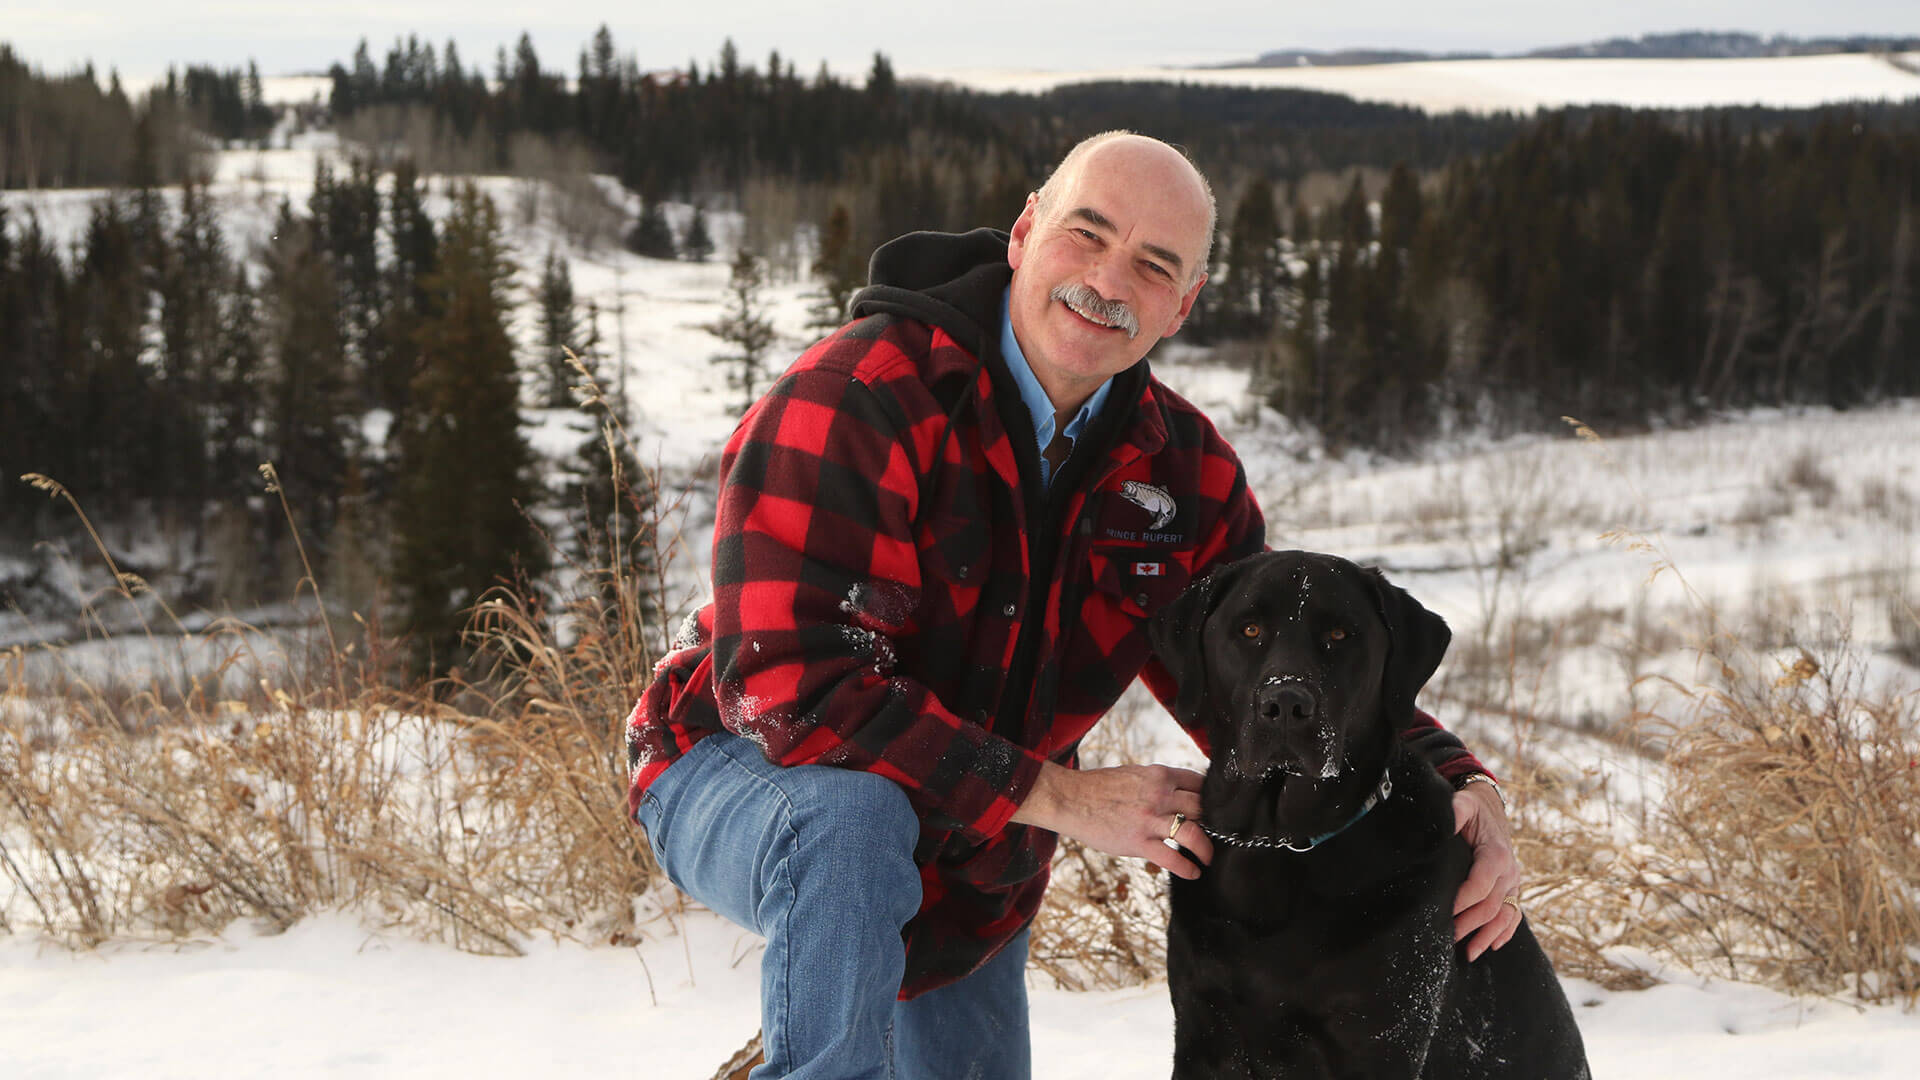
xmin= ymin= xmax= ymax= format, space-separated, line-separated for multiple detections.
xmin=1628 ymin=648 xmax=1917 ymax=999
xmin=1507 ymin=640 xmax=1920 ymax=1005
xmin=1493 ymin=423 xmax=1920 ymax=1005
xmin=1 ymin=389 xmax=667 ymax=955
xmin=1029 ymin=694 xmax=1174 ymax=991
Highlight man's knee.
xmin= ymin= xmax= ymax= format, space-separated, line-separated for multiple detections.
xmin=799 ymin=767 xmax=919 ymax=853
xmin=787 ymin=767 xmax=921 ymax=901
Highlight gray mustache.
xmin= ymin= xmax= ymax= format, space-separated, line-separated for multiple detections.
xmin=1050 ymin=283 xmax=1140 ymax=339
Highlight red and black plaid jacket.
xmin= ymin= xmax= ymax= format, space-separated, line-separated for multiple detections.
xmin=626 ymin=230 xmax=1483 ymax=997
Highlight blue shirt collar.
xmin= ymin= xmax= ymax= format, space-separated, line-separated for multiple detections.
xmin=1000 ymin=287 xmax=1112 ymax=479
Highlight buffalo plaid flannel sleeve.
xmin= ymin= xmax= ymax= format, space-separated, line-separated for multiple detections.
xmin=705 ymin=363 xmax=1045 ymax=842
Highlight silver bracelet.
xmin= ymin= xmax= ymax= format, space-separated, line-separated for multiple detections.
xmin=1458 ymin=773 xmax=1507 ymax=811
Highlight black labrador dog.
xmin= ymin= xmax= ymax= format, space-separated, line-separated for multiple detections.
xmin=1148 ymin=550 xmax=1589 ymax=1079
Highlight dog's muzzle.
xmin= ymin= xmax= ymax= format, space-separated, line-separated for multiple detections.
xmin=1258 ymin=683 xmax=1315 ymax=724
xmin=1241 ymin=677 xmax=1342 ymax=779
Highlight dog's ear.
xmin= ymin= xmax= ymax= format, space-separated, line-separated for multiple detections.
xmin=1148 ymin=567 xmax=1230 ymax=725
xmin=1364 ymin=566 xmax=1451 ymax=712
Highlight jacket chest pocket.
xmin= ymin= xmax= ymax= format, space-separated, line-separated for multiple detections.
xmin=1086 ymin=546 xmax=1193 ymax=620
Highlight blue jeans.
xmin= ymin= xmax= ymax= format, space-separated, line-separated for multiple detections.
xmin=637 ymin=732 xmax=1033 ymax=1080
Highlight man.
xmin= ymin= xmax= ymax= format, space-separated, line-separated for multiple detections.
xmin=627 ymin=132 xmax=1522 ymax=1079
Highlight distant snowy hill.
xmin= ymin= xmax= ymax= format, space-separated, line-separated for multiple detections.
xmin=918 ymin=51 xmax=1920 ymax=113
xmin=1233 ymin=30 xmax=1920 ymax=66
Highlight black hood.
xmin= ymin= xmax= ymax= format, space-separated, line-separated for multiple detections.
xmin=849 ymin=229 xmax=1013 ymax=370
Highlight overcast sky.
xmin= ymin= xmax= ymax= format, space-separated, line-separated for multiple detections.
xmin=10 ymin=2 xmax=1920 ymax=82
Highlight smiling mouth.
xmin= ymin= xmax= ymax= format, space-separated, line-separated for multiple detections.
xmin=1062 ymin=296 xmax=1125 ymax=331
xmin=1051 ymin=283 xmax=1140 ymax=338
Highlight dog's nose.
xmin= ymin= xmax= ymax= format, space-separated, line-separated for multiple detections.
xmin=1258 ymin=684 xmax=1315 ymax=723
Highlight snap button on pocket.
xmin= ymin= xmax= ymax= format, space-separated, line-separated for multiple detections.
xmin=1002 ymin=602 xmax=1017 ymax=617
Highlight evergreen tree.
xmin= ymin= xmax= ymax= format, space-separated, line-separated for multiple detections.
xmin=373 ymin=157 xmax=437 ymax=420
xmin=682 ymin=204 xmax=715 ymax=263
xmin=153 ymin=174 xmax=227 ymax=506
xmin=309 ymin=157 xmax=384 ymax=408
xmin=1378 ymin=163 xmax=1423 ymax=254
xmin=259 ymin=198 xmax=352 ymax=567
xmin=707 ymin=243 xmax=778 ymax=416
xmin=207 ymin=263 xmax=264 ymax=499
xmin=392 ymin=182 xmax=546 ymax=674
xmin=1224 ymin=176 xmax=1283 ymax=334
xmin=1338 ymin=172 xmax=1372 ymax=248
xmin=624 ymin=200 xmax=678 ymax=259
xmin=0 ymin=210 xmax=68 ymax=520
xmin=806 ymin=203 xmax=863 ymax=332
xmin=72 ymin=195 xmax=157 ymax=506
xmin=536 ymin=249 xmax=584 ymax=406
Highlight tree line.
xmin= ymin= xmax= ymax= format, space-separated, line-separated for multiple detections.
xmin=1204 ymin=108 xmax=1920 ymax=448
xmin=2 ymin=45 xmax=277 ymax=189
xmin=0 ymin=159 xmax=646 ymax=672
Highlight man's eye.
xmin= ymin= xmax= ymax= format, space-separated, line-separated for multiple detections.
xmin=1240 ymin=622 xmax=1262 ymax=639
xmin=1144 ymin=262 xmax=1171 ymax=279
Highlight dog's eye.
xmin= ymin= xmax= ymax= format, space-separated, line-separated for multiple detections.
xmin=1325 ymin=627 xmax=1349 ymax=643
xmin=1240 ymin=622 xmax=1262 ymax=639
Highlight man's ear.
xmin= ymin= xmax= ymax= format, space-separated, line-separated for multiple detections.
xmin=1363 ymin=566 xmax=1450 ymax=714
xmin=1148 ymin=566 xmax=1230 ymax=726
xmin=1006 ymin=192 xmax=1039 ymax=271
xmin=1163 ymin=272 xmax=1206 ymax=338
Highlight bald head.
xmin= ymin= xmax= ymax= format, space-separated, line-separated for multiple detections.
xmin=1032 ymin=131 xmax=1216 ymax=283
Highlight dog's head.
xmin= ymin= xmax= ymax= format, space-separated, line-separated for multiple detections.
xmin=1148 ymin=551 xmax=1450 ymax=783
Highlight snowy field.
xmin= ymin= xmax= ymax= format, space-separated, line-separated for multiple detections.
xmin=5 ymin=905 xmax=1920 ymax=1079
xmin=6 ymin=75 xmax=1920 ymax=1075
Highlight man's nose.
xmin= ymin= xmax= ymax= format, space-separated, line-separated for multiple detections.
xmin=1080 ymin=248 xmax=1130 ymax=301
xmin=1258 ymin=684 xmax=1315 ymax=723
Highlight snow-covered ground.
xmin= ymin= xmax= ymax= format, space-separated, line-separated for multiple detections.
xmin=924 ymin=52 xmax=1920 ymax=113
xmin=6 ymin=86 xmax=1920 ymax=1074
xmin=5 ymin=904 xmax=1920 ymax=1078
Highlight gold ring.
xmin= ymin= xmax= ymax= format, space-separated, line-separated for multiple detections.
xmin=1502 ymin=895 xmax=1522 ymax=912
xmin=1167 ymin=812 xmax=1186 ymax=843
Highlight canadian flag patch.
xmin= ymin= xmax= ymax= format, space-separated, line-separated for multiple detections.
xmin=1132 ymin=561 xmax=1163 ymax=577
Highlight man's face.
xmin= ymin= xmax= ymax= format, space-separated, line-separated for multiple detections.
xmin=1006 ymin=139 xmax=1210 ymax=410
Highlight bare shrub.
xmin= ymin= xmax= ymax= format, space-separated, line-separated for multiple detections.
xmin=335 ymin=103 xmax=499 ymax=175
xmin=1029 ymin=837 xmax=1169 ymax=992
xmin=1028 ymin=692 xmax=1172 ymax=991
xmin=1778 ymin=445 xmax=1838 ymax=509
xmin=1498 ymin=631 xmax=1920 ymax=1007
xmin=1731 ymin=487 xmax=1792 ymax=533
xmin=1630 ymin=648 xmax=1919 ymax=1000
xmin=504 ymin=132 xmax=626 ymax=252
xmin=1856 ymin=475 xmax=1909 ymax=521
xmin=1402 ymin=486 xmax=1467 ymax=543
xmin=1890 ymin=594 xmax=1920 ymax=667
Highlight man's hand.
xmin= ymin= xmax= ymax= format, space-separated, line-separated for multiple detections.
xmin=1451 ymin=779 xmax=1522 ymax=961
xmin=1011 ymin=761 xmax=1214 ymax=878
